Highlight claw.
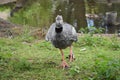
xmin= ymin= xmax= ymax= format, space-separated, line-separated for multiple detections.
xmin=61 ymin=61 xmax=69 ymax=68
xmin=69 ymin=54 xmax=75 ymax=62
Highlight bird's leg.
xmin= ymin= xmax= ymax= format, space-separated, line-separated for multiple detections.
xmin=60 ymin=49 xmax=69 ymax=68
xmin=69 ymin=46 xmax=75 ymax=62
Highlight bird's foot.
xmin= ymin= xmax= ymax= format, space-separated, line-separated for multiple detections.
xmin=61 ymin=60 xmax=69 ymax=69
xmin=69 ymin=54 xmax=75 ymax=62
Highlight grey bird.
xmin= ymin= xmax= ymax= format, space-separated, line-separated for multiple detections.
xmin=45 ymin=15 xmax=77 ymax=68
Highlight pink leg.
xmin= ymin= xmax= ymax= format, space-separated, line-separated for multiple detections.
xmin=69 ymin=46 xmax=75 ymax=62
xmin=60 ymin=49 xmax=69 ymax=68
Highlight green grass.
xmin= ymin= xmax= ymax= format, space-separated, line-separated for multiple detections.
xmin=9 ymin=0 xmax=52 ymax=28
xmin=0 ymin=35 xmax=120 ymax=80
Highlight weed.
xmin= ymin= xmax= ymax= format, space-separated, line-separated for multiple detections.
xmin=76 ymin=34 xmax=109 ymax=47
xmin=69 ymin=66 xmax=80 ymax=76
xmin=108 ymin=36 xmax=120 ymax=50
xmin=0 ymin=35 xmax=120 ymax=80
xmin=94 ymin=59 xmax=120 ymax=80
xmin=9 ymin=0 xmax=52 ymax=28
xmin=79 ymin=27 xmax=104 ymax=34
xmin=8 ymin=58 xmax=31 ymax=72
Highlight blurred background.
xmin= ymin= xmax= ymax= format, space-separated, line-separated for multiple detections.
xmin=0 ymin=0 xmax=120 ymax=38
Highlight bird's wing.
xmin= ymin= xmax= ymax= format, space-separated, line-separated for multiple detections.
xmin=71 ymin=26 xmax=78 ymax=41
xmin=45 ymin=23 xmax=55 ymax=41
xmin=63 ymin=23 xmax=78 ymax=41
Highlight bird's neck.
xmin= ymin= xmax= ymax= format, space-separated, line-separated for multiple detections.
xmin=55 ymin=23 xmax=63 ymax=33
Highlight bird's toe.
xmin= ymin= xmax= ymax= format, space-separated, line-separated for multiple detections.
xmin=61 ymin=61 xmax=69 ymax=69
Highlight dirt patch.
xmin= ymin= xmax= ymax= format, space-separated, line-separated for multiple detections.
xmin=0 ymin=10 xmax=10 ymax=20
xmin=0 ymin=17 xmax=22 ymax=38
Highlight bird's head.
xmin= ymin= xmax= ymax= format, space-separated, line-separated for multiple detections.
xmin=55 ymin=15 xmax=63 ymax=33
xmin=55 ymin=15 xmax=63 ymax=24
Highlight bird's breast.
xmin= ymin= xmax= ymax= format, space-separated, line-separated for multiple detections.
xmin=51 ymin=33 xmax=73 ymax=49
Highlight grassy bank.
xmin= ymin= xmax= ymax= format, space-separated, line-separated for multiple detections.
xmin=9 ymin=0 xmax=52 ymax=28
xmin=0 ymin=34 xmax=120 ymax=80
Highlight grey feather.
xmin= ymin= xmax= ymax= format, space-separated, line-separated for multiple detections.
xmin=45 ymin=15 xmax=77 ymax=49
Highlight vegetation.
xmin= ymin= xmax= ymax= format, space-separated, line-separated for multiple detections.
xmin=9 ymin=0 xmax=53 ymax=28
xmin=0 ymin=0 xmax=120 ymax=80
xmin=0 ymin=33 xmax=120 ymax=80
